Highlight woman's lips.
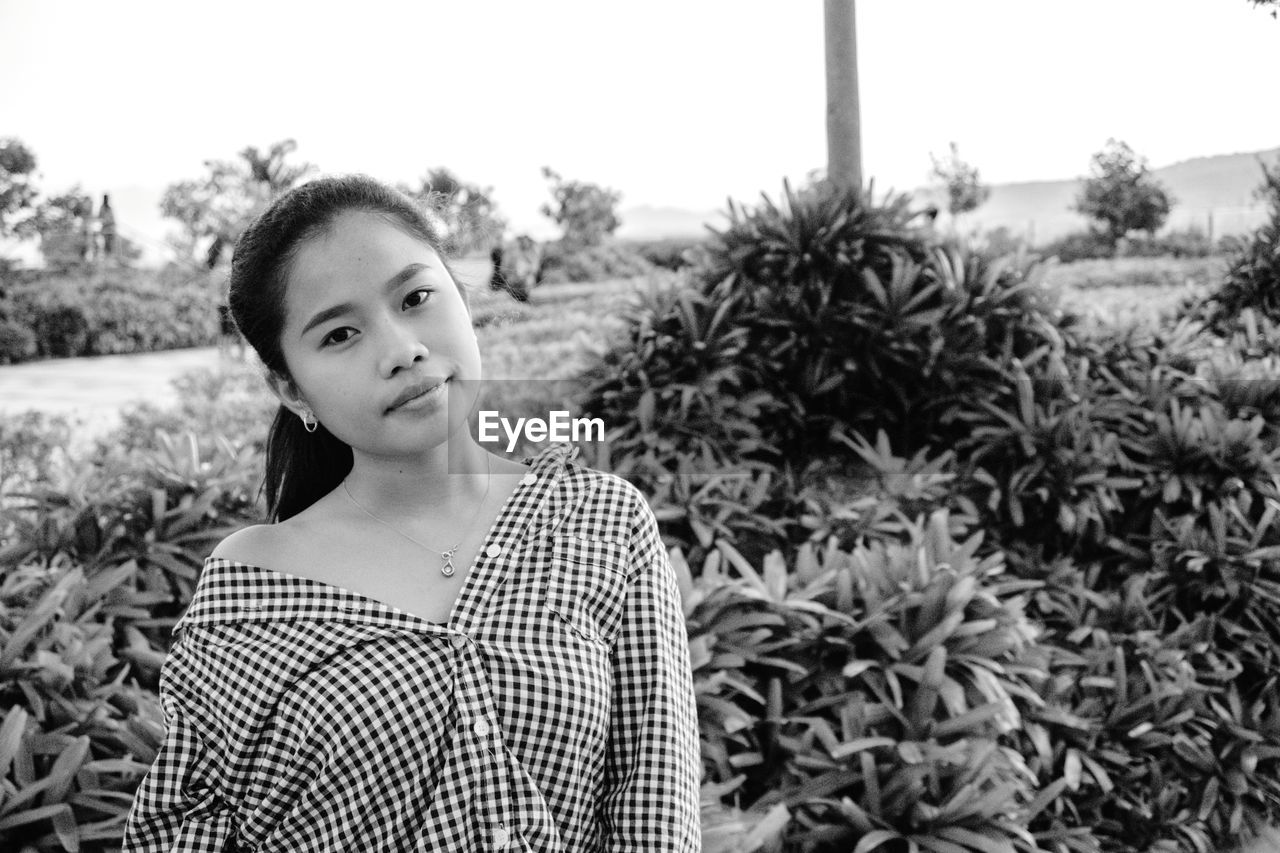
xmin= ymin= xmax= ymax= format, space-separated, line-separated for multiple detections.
xmin=387 ymin=379 xmax=447 ymax=413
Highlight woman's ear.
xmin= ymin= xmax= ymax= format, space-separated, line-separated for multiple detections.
xmin=265 ymin=370 xmax=309 ymax=418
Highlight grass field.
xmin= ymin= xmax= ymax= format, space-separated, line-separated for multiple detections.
xmin=1043 ymin=256 xmax=1225 ymax=329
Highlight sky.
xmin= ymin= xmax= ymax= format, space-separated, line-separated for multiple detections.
xmin=1 ymin=0 xmax=1278 ymax=259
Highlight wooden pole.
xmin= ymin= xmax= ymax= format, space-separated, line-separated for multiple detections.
xmin=824 ymin=0 xmax=862 ymax=193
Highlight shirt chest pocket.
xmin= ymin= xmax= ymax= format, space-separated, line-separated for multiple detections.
xmin=543 ymin=534 xmax=630 ymax=648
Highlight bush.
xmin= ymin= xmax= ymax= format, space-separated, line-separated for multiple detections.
xmin=1042 ymin=257 xmax=1227 ymax=292
xmin=537 ymin=240 xmax=654 ymax=284
xmin=1180 ymin=157 xmax=1280 ymax=334
xmin=619 ymin=236 xmax=707 ymax=271
xmin=0 ymin=410 xmax=72 ymax=493
xmin=575 ymin=177 xmax=1280 ymax=851
xmin=0 ymin=268 xmax=220 ymax=363
xmin=1041 ymin=227 xmax=1229 ymax=265
xmin=1037 ymin=230 xmax=1117 ymax=263
xmin=0 ymin=427 xmax=265 ymax=852
xmin=687 ymin=508 xmax=1058 ymax=853
xmin=0 ymin=318 xmax=37 ymax=362
xmin=102 ymin=364 xmax=277 ymax=457
xmin=33 ymin=303 xmax=91 ymax=357
xmin=580 ymin=181 xmax=1062 ymax=511
xmin=1120 ymin=226 xmax=1220 ymax=259
xmin=978 ymin=226 xmax=1029 ymax=258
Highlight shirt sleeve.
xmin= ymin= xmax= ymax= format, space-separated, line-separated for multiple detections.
xmin=596 ymin=489 xmax=702 ymax=852
xmin=121 ymin=669 xmax=240 ymax=852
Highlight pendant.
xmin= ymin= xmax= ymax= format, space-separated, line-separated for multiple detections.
xmin=441 ymin=546 xmax=458 ymax=577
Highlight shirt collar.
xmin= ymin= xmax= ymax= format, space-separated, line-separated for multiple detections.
xmin=172 ymin=442 xmax=582 ymax=637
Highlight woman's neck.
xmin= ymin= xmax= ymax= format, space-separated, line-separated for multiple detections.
xmin=343 ymin=437 xmax=494 ymax=519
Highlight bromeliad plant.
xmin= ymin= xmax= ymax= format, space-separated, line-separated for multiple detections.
xmin=2 ymin=430 xmax=263 ymax=647
xmin=0 ymin=561 xmax=168 ymax=852
xmin=0 ymin=428 xmax=265 ymax=851
xmin=579 ymin=181 xmax=1069 ymax=562
xmin=684 ymin=507 xmax=1065 ymax=853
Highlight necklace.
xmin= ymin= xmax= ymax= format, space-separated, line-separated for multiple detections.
xmin=340 ymin=453 xmax=492 ymax=577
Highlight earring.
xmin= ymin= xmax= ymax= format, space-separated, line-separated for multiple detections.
xmin=301 ymin=410 xmax=318 ymax=433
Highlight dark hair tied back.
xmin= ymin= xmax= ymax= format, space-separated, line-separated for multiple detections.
xmin=226 ymin=174 xmax=450 ymax=522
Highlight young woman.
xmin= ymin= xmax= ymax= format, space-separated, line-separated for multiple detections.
xmin=121 ymin=175 xmax=701 ymax=852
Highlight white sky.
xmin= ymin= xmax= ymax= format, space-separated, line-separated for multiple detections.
xmin=1 ymin=0 xmax=1277 ymax=252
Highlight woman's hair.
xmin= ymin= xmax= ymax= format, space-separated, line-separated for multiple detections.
xmin=227 ymin=174 xmax=458 ymax=523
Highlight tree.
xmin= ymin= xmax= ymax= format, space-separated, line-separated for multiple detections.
xmin=1250 ymin=0 xmax=1278 ymax=16
xmin=539 ymin=167 xmax=621 ymax=248
xmin=1074 ymin=139 xmax=1174 ymax=249
xmin=161 ymin=139 xmax=314 ymax=268
xmin=929 ymin=142 xmax=991 ymax=222
xmin=35 ymin=187 xmax=93 ymax=269
xmin=0 ymin=138 xmax=40 ymax=241
xmin=397 ymin=167 xmax=505 ymax=254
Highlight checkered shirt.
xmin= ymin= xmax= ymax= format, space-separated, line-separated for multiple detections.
xmin=121 ymin=443 xmax=701 ymax=852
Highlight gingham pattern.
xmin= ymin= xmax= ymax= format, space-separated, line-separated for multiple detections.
xmin=121 ymin=442 xmax=701 ymax=852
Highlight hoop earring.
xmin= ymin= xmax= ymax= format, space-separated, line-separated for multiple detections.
xmin=301 ymin=411 xmax=318 ymax=433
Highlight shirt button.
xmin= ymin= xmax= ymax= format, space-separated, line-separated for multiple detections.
xmin=485 ymin=543 xmax=502 ymax=558
xmin=451 ymin=634 xmax=467 ymax=649
xmin=520 ymin=473 xmax=537 ymax=486
xmin=474 ymin=719 xmax=490 ymax=736
xmin=492 ymin=827 xmax=510 ymax=848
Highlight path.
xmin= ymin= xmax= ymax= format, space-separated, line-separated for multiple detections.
xmin=0 ymin=345 xmax=234 ymax=441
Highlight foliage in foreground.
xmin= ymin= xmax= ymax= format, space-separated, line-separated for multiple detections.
xmin=579 ymin=178 xmax=1280 ymax=852
xmin=689 ymin=508 xmax=1054 ymax=853
xmin=1 ymin=430 xmax=264 ymax=850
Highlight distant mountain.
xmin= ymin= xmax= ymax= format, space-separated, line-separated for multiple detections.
xmin=615 ymin=147 xmax=1280 ymax=245
xmin=922 ymin=146 xmax=1280 ymax=242
xmin=615 ymin=205 xmax=727 ymax=240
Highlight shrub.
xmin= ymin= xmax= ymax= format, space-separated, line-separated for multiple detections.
xmin=0 ymin=318 xmax=37 ymax=362
xmin=0 ymin=567 xmax=169 ymax=853
xmin=1120 ymin=226 xmax=1220 ymax=259
xmin=102 ymin=364 xmax=277 ymax=457
xmin=33 ymin=304 xmax=90 ymax=357
xmin=576 ymin=176 xmax=1280 ymax=851
xmin=619 ymin=236 xmax=707 ymax=271
xmin=1037 ymin=230 xmax=1116 ymax=263
xmin=580 ymin=182 xmax=1064 ymax=510
xmin=537 ymin=240 xmax=654 ymax=284
xmin=1043 ymin=257 xmax=1227 ymax=292
xmin=1038 ymin=227 xmax=1225 ymax=265
xmin=0 ymin=427 xmax=265 ymax=852
xmin=1180 ymin=157 xmax=1280 ymax=334
xmin=0 ymin=410 xmax=72 ymax=493
xmin=0 ymin=268 xmax=220 ymax=363
xmin=686 ymin=508 xmax=1061 ymax=853
xmin=978 ymin=226 xmax=1029 ymax=258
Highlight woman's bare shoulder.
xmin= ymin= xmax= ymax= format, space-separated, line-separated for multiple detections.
xmin=208 ymin=502 xmax=342 ymax=570
xmin=209 ymin=523 xmax=287 ymax=567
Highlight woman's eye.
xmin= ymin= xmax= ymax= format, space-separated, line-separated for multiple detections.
xmin=321 ymin=328 xmax=355 ymax=347
xmin=404 ymin=288 xmax=433 ymax=309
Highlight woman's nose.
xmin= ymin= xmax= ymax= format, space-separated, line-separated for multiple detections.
xmin=378 ymin=321 xmax=430 ymax=376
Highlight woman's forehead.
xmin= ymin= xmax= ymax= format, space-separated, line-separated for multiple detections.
xmin=287 ymin=213 xmax=438 ymax=292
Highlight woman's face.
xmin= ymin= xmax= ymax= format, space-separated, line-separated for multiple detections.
xmin=270 ymin=210 xmax=481 ymax=457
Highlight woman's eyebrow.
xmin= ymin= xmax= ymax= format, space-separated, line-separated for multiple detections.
xmin=298 ymin=263 xmax=429 ymax=338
